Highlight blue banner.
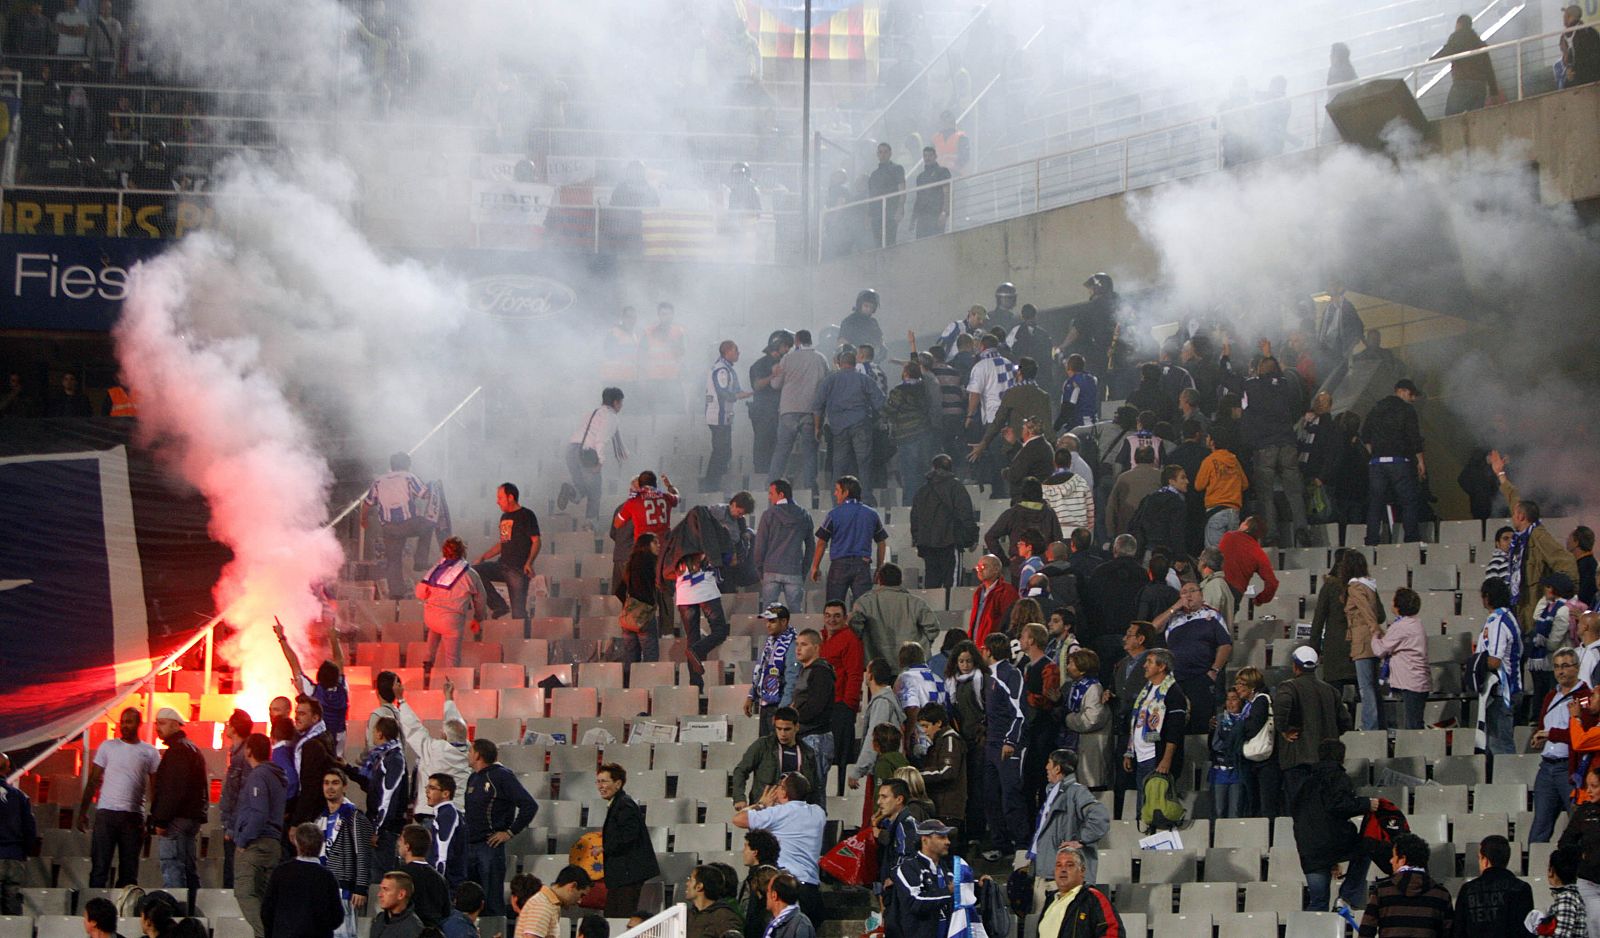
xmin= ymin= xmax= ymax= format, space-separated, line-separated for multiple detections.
xmin=0 ymin=233 xmax=168 ymax=331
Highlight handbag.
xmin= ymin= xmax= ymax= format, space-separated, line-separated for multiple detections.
xmin=619 ymin=597 xmax=655 ymax=634
xmin=819 ymin=827 xmax=878 ymax=886
xmin=577 ymin=409 xmax=602 ymax=468
xmin=1242 ymin=695 xmax=1275 ymax=762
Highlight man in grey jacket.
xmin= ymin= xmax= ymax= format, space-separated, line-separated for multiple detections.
xmin=1019 ymin=750 xmax=1109 ymax=921
xmin=768 ymin=329 xmax=832 ymax=488
xmin=755 ymin=479 xmax=816 ymax=612
xmin=847 ymin=659 xmax=906 ymax=788
xmin=848 ymin=562 xmax=942 ymax=663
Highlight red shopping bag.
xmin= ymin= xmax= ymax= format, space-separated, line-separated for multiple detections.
xmin=820 ymin=826 xmax=879 ymax=886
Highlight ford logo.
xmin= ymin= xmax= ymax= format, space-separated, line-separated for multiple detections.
xmin=467 ymin=275 xmax=576 ymax=321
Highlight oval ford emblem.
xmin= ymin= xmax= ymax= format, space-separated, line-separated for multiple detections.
xmin=468 ymin=275 xmax=576 ymax=321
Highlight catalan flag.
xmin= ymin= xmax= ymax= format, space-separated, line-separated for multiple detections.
xmin=736 ymin=0 xmax=879 ymax=61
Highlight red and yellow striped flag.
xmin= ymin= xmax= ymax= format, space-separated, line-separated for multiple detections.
xmin=735 ymin=0 xmax=880 ymax=61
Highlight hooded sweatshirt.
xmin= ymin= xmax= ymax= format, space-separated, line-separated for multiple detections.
xmin=754 ymin=500 xmax=815 ymax=578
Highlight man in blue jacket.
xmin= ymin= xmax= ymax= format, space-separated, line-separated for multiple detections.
xmin=0 ymin=753 xmax=37 ymax=916
xmin=464 ymin=740 xmax=537 ymax=916
xmin=346 ymin=717 xmax=408 ymax=873
xmin=980 ymin=632 xmax=1029 ymax=861
xmin=230 ymin=734 xmax=287 ymax=938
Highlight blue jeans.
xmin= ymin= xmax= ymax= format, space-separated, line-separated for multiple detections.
xmin=379 ymin=515 xmax=433 ymax=599
xmin=895 ymin=433 xmax=932 ymax=506
xmin=802 ymin=732 xmax=834 ymax=807
xmin=1399 ymin=689 xmax=1427 ymax=729
xmin=157 ymin=816 xmax=200 ymax=910
xmin=467 ymin=842 xmax=508 ymax=916
xmin=760 ymin=573 xmax=806 ymax=612
xmin=1484 ymin=694 xmax=1517 ymax=754
xmin=769 ymin=412 xmax=819 ymax=490
xmin=832 ymin=421 xmax=875 ymax=492
xmin=89 ymin=808 xmax=144 ymax=887
xmin=680 ymin=598 xmax=729 ymax=682
xmin=564 ymin=442 xmax=604 ymax=521
xmin=474 ymin=560 xmax=529 ymax=619
xmin=1366 ymin=460 xmax=1421 ymax=544
xmin=1213 ymin=780 xmax=1244 ymax=818
xmin=825 ymin=557 xmax=874 ymax=608
xmin=1530 ymin=757 xmax=1572 ymax=843
xmin=1305 ymin=850 xmax=1370 ymax=911
xmin=982 ymin=745 xmax=1029 ymax=851
xmin=1204 ymin=508 xmax=1239 ymax=548
xmin=1355 ymin=657 xmax=1386 ymax=731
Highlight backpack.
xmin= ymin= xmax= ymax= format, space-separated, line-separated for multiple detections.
xmin=1360 ymin=797 xmax=1410 ymax=874
xmin=996 ymin=868 xmax=1028 ymax=929
xmin=1461 ymin=649 xmax=1491 ymax=697
xmin=1139 ymin=772 xmax=1186 ymax=832
xmin=114 ymin=885 xmax=146 ymax=917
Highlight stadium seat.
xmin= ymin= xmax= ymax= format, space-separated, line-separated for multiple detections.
xmin=621 ymin=661 xmax=675 ymax=689
xmin=1116 ymin=883 xmax=1172 ymax=915
xmin=462 ymin=642 xmax=504 ymax=667
xmin=1342 ymin=731 xmax=1388 ymax=761
xmin=1096 ymin=848 xmax=1132 ymax=885
xmin=1474 ymin=783 xmax=1529 ymax=813
xmin=480 ymin=663 xmax=527 ymax=690
xmin=1455 ymin=813 xmax=1510 ymax=843
xmin=1243 ymin=881 xmax=1301 ymax=914
xmin=53 ymin=857 xmax=90 ymax=892
xmin=547 ymin=745 xmax=599 ymax=774
xmin=1264 ymin=847 xmax=1306 ymax=883
xmin=550 ymin=687 xmax=600 ymax=719
xmin=474 ymin=717 xmax=523 ymax=744
xmin=480 ymin=620 xmax=527 ymax=645
xmin=1412 ymin=785 xmax=1469 ymax=815
xmin=523 ymin=718 xmax=574 ymax=742
xmin=1218 ymin=911 xmax=1279 ymax=938
xmin=1211 ymin=817 xmax=1269 ymax=849
xmin=214 ymin=919 xmax=253 ymax=938
xmin=1204 ymin=848 xmax=1261 ymax=882
xmin=1102 ymin=820 xmax=1141 ymax=851
xmin=673 ymin=823 xmax=729 ymax=853
xmin=644 ymin=798 xmax=698 ymax=825
xmin=651 ymin=685 xmax=701 ymax=719
xmin=1138 ymin=850 xmax=1197 ymax=883
xmin=600 ymin=687 xmax=649 ymax=718
xmin=1407 ymin=813 xmax=1449 ymax=844
xmin=575 ymin=716 xmax=627 ymax=745
xmin=1432 ymin=756 xmax=1487 ymax=786
xmin=389 ymin=620 xmax=426 ymax=645
xmin=1118 ymin=913 xmax=1147 ymax=938
xmin=1286 ymin=911 xmax=1345 ymax=938
xmin=499 ymin=688 xmax=545 ymax=720
xmin=20 ymin=890 xmax=70 ymax=916
xmin=576 ymin=662 xmax=624 ymax=688
xmin=1490 ymin=753 xmax=1543 ymax=785
xmin=38 ymin=916 xmax=87 ymax=938
xmin=195 ymin=889 xmax=242 ymax=919
xmin=527 ymin=665 xmax=575 ymax=689
xmin=675 ymin=770 xmax=732 ymax=802
xmin=1179 ymin=881 xmax=1237 ymax=914
xmin=1393 ymin=729 xmax=1449 ymax=759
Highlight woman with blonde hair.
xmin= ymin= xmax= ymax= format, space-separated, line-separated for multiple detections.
xmin=893 ymin=766 xmax=936 ymax=821
xmin=1232 ymin=666 xmax=1279 ymax=816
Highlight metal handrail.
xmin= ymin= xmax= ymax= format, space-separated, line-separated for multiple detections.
xmin=851 ymin=0 xmax=1000 ymax=145
xmin=820 ymin=24 xmax=1573 ymax=255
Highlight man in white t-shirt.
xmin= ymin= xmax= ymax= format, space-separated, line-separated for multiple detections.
xmin=562 ymin=387 xmax=628 ymax=523
xmin=77 ymin=708 xmax=160 ymax=887
xmin=360 ymin=452 xmax=433 ymax=599
xmin=733 ymin=773 xmax=827 ymax=925
xmin=54 ymin=4 xmax=88 ymax=55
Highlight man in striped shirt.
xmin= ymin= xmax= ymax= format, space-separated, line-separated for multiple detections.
xmin=965 ymin=334 xmax=1018 ymax=494
xmin=1357 ymin=832 xmax=1454 ymax=937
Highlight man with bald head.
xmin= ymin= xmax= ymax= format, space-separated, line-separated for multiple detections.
xmin=968 ymin=553 xmax=1018 ymax=645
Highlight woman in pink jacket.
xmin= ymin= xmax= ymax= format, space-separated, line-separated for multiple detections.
xmin=1371 ymin=587 xmax=1431 ymax=729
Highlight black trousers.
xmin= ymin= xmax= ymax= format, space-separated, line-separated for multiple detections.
xmin=90 ymin=809 xmax=145 ymax=888
xmin=919 ymin=546 xmax=957 ymax=589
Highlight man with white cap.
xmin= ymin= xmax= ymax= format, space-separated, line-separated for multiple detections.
xmin=888 ymin=819 xmax=955 ymax=938
xmin=1273 ymin=645 xmax=1351 ymax=806
xmin=149 ymin=706 xmax=208 ymax=912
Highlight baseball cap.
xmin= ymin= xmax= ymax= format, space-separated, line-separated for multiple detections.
xmin=757 ymin=603 xmax=790 ymax=620
xmin=155 ymin=707 xmax=186 ymax=724
xmin=765 ymin=330 xmax=794 ymax=353
xmin=1291 ymin=646 xmax=1319 ymax=669
xmin=1393 ymin=378 xmax=1424 ymax=397
xmin=915 ymin=819 xmax=953 ymax=837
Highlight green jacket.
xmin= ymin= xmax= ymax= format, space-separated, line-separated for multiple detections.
xmin=730 ymin=734 xmax=821 ymax=806
xmin=883 ymin=381 xmax=934 ymax=442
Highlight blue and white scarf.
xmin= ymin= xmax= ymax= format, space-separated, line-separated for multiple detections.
xmin=1063 ymin=676 xmax=1101 ymax=749
xmin=949 ymin=854 xmax=981 ymax=938
xmin=423 ymin=558 xmax=470 ymax=589
xmin=1509 ymin=521 xmax=1539 ymax=606
xmin=294 ymin=720 xmax=328 ymax=776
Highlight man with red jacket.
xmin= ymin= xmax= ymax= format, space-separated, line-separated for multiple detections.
xmin=1218 ymin=516 xmax=1279 ymax=608
xmin=969 ymin=554 xmax=1019 ymax=644
xmin=819 ymin=600 xmax=864 ymax=798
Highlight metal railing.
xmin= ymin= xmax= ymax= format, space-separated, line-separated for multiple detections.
xmin=988 ymin=0 xmax=1525 ymax=170
xmin=851 ymin=0 xmax=1002 ymax=147
xmin=819 ymin=24 xmax=1571 ymax=258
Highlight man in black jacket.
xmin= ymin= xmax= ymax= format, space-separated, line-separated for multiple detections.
xmin=597 ymin=763 xmax=660 ymax=917
xmin=1451 ymin=835 xmax=1533 ymax=937
xmin=1241 ymin=357 xmax=1308 ymax=548
xmin=1433 ymin=14 xmax=1500 ymax=114
xmin=1289 ymin=739 xmax=1378 ymax=914
xmin=888 ymin=820 xmax=954 ymax=938
xmin=290 ymin=697 xmax=339 ymax=826
xmin=465 ymin=740 xmax=538 ymax=916
xmin=396 ymin=824 xmax=451 ymax=927
xmin=150 ymin=707 xmax=207 ymax=913
xmin=1084 ymin=535 xmax=1147 ymax=666
xmin=1038 ymin=844 xmax=1122 ymax=938
xmin=1003 ymin=415 xmax=1055 ymax=489
xmin=910 ymin=453 xmax=977 ymax=590
xmin=1128 ymin=464 xmax=1189 ymax=558
xmin=791 ymin=630 xmax=837 ymax=802
xmin=263 ymin=823 xmax=345 ymax=938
